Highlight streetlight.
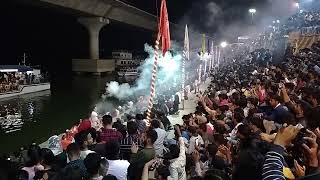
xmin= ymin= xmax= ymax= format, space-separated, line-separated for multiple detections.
xmin=220 ymin=41 xmax=228 ymax=48
xmin=249 ymin=8 xmax=256 ymax=24
xmin=218 ymin=41 xmax=228 ymax=67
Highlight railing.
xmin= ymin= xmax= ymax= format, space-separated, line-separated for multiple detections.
xmin=301 ymin=26 xmax=320 ymax=36
xmin=0 ymin=83 xmax=50 ymax=96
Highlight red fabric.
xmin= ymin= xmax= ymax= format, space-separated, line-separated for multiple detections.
xmin=258 ymin=89 xmax=266 ymax=103
xmin=78 ymin=119 xmax=91 ymax=132
xmin=157 ymin=0 xmax=171 ymax=56
xmin=61 ymin=134 xmax=74 ymax=150
xmin=219 ymin=99 xmax=229 ymax=107
xmin=206 ymin=123 xmax=214 ymax=136
xmin=99 ymin=128 xmax=123 ymax=143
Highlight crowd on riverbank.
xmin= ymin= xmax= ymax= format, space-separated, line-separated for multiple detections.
xmin=1 ymin=11 xmax=320 ymax=180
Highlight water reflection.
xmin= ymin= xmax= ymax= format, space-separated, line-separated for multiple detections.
xmin=0 ymin=90 xmax=50 ymax=134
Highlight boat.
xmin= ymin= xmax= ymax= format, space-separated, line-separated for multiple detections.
xmin=112 ymin=50 xmax=143 ymax=77
xmin=117 ymin=68 xmax=138 ymax=76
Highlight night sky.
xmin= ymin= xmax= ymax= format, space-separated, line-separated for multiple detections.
xmin=0 ymin=0 xmax=296 ymax=75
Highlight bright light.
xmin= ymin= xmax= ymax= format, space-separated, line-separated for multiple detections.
xmin=220 ymin=41 xmax=228 ymax=48
xmin=295 ymin=3 xmax=299 ymax=8
xmin=272 ymin=20 xmax=276 ymax=24
xmin=276 ymin=20 xmax=280 ymax=23
xmin=202 ymin=52 xmax=211 ymax=60
xmin=249 ymin=8 xmax=256 ymax=14
xmin=159 ymin=53 xmax=180 ymax=73
xmin=0 ymin=69 xmax=18 ymax=72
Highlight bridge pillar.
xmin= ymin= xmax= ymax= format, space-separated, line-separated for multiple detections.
xmin=78 ymin=17 xmax=110 ymax=60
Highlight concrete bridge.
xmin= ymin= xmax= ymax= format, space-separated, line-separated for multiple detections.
xmin=24 ymin=0 xmax=159 ymax=74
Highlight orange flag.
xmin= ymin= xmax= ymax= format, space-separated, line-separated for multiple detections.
xmin=157 ymin=0 xmax=171 ymax=56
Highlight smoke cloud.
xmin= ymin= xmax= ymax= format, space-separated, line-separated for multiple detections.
xmin=106 ymin=43 xmax=182 ymax=100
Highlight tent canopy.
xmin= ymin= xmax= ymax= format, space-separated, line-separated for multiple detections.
xmin=0 ymin=65 xmax=33 ymax=73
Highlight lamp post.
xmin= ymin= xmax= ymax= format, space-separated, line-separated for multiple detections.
xmin=249 ymin=8 xmax=256 ymax=24
xmin=219 ymin=41 xmax=228 ymax=67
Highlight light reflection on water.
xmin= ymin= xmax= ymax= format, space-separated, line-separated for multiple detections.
xmin=0 ymin=91 xmax=49 ymax=134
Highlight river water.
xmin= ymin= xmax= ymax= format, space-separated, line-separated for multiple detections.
xmin=0 ymin=75 xmax=125 ymax=153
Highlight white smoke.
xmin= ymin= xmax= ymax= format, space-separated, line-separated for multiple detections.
xmin=106 ymin=43 xmax=182 ymax=100
xmin=206 ymin=2 xmax=222 ymax=28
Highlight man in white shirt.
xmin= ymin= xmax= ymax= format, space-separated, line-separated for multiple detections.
xmin=105 ymin=140 xmax=130 ymax=180
xmin=187 ymin=126 xmax=204 ymax=155
xmin=167 ymin=126 xmax=187 ymax=180
xmin=151 ymin=120 xmax=167 ymax=157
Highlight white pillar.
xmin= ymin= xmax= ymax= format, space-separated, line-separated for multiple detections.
xmin=78 ymin=17 xmax=110 ymax=60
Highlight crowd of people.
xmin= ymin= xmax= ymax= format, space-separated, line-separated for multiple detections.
xmin=286 ymin=11 xmax=320 ymax=30
xmin=1 ymin=9 xmax=320 ymax=180
xmin=0 ymin=72 xmax=45 ymax=93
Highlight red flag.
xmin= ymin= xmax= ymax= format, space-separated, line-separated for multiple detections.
xmin=157 ymin=0 xmax=171 ymax=56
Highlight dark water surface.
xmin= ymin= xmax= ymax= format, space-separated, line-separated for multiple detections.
xmin=0 ymin=75 xmax=117 ymax=153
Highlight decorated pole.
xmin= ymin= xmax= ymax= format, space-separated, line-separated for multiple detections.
xmin=209 ymin=41 xmax=214 ymax=73
xmin=146 ymin=0 xmax=171 ymax=122
xmin=215 ymin=46 xmax=219 ymax=69
xmin=218 ymin=47 xmax=221 ymax=68
xmin=201 ymin=34 xmax=206 ymax=79
xmin=182 ymin=24 xmax=189 ymax=110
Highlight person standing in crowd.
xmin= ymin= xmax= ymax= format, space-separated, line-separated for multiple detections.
xmin=98 ymin=115 xmax=122 ymax=143
xmin=194 ymin=79 xmax=200 ymax=94
xmin=135 ymin=114 xmax=147 ymax=134
xmin=63 ymin=143 xmax=87 ymax=178
xmin=120 ymin=121 xmax=143 ymax=160
xmin=157 ymin=111 xmax=171 ymax=131
xmin=263 ymin=93 xmax=291 ymax=125
xmin=105 ymin=140 xmax=130 ymax=180
xmin=33 ymin=148 xmax=57 ymax=180
xmin=128 ymin=129 xmax=157 ymax=180
xmin=74 ymin=130 xmax=95 ymax=160
xmin=186 ymin=126 xmax=204 ymax=155
xmin=166 ymin=125 xmax=187 ymax=180
xmin=21 ymin=145 xmax=44 ymax=180
xmin=151 ymin=120 xmax=167 ymax=157
xmin=84 ymin=153 xmax=108 ymax=180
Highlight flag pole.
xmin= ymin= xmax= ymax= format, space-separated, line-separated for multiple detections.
xmin=146 ymin=0 xmax=170 ymax=122
xmin=146 ymin=40 xmax=160 ymax=122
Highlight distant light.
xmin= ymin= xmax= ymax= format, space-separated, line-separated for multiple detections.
xmin=295 ymin=3 xmax=300 ymax=8
xmin=300 ymin=10 xmax=304 ymax=13
xmin=276 ymin=20 xmax=280 ymax=23
xmin=220 ymin=41 xmax=228 ymax=48
xmin=0 ymin=69 xmax=18 ymax=72
xmin=249 ymin=8 xmax=256 ymax=14
xmin=272 ymin=21 xmax=276 ymax=24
